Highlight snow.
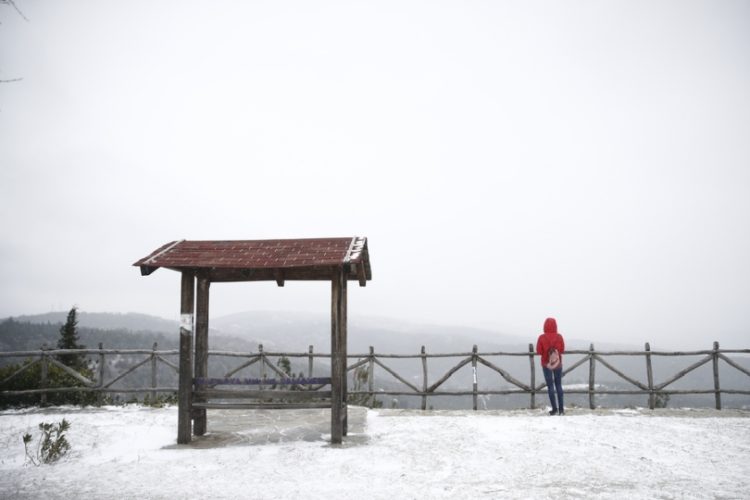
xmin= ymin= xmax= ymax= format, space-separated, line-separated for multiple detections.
xmin=1 ymin=405 xmax=749 ymax=499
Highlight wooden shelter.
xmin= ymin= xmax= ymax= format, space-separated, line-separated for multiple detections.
xmin=133 ymin=237 xmax=372 ymax=444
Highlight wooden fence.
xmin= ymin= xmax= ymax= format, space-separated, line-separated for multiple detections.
xmin=2 ymin=342 xmax=749 ymax=410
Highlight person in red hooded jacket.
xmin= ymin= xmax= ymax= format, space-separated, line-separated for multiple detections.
xmin=536 ymin=317 xmax=565 ymax=415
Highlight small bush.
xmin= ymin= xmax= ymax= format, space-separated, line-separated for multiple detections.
xmin=23 ymin=419 xmax=71 ymax=466
xmin=142 ymin=393 xmax=178 ymax=407
xmin=654 ymin=392 xmax=670 ymax=409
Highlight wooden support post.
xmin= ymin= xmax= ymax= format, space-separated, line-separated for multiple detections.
xmin=645 ymin=342 xmax=655 ymax=410
xmin=368 ymin=346 xmax=375 ymax=407
xmin=98 ymin=342 xmax=105 ymax=405
xmin=713 ymin=341 xmax=721 ymax=410
xmin=177 ymin=271 xmax=195 ymax=445
xmin=194 ymin=275 xmax=210 ymax=436
xmin=472 ymin=345 xmax=478 ymax=411
xmin=40 ymin=344 xmax=48 ymax=407
xmin=528 ymin=343 xmax=536 ymax=410
xmin=588 ymin=343 xmax=596 ymax=410
xmin=342 ymin=274 xmax=348 ymax=435
xmin=330 ymin=268 xmax=345 ymax=444
xmin=421 ymin=346 xmax=428 ymax=410
xmin=151 ymin=342 xmax=158 ymax=401
xmin=308 ymin=345 xmax=314 ymax=390
xmin=259 ymin=344 xmax=266 ymax=391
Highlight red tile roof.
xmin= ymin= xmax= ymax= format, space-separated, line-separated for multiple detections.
xmin=133 ymin=237 xmax=371 ymax=283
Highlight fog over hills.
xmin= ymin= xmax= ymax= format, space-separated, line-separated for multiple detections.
xmin=5 ymin=309 xmax=695 ymax=354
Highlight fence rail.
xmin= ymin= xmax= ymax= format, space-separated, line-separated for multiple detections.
xmin=2 ymin=342 xmax=749 ymax=410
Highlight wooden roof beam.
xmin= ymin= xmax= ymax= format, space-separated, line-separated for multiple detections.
xmin=356 ymin=263 xmax=367 ymax=287
xmin=140 ymin=265 xmax=159 ymax=276
xmin=274 ymin=269 xmax=285 ymax=287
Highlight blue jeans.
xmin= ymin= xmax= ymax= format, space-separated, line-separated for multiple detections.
xmin=542 ymin=366 xmax=564 ymax=411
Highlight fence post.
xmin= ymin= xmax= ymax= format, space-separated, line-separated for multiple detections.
xmin=259 ymin=344 xmax=265 ymax=391
xmin=151 ymin=342 xmax=158 ymax=401
xmin=421 ymin=346 xmax=427 ymax=410
xmin=472 ymin=345 xmax=478 ymax=411
xmin=98 ymin=342 xmax=105 ymax=405
xmin=645 ymin=342 xmax=654 ymax=410
xmin=308 ymin=345 xmax=314 ymax=390
xmin=713 ymin=341 xmax=721 ymax=410
xmin=528 ymin=343 xmax=536 ymax=410
xmin=588 ymin=343 xmax=596 ymax=410
xmin=40 ymin=344 xmax=48 ymax=406
xmin=368 ymin=346 xmax=375 ymax=405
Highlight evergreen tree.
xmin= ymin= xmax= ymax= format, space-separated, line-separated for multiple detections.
xmin=56 ymin=307 xmax=86 ymax=370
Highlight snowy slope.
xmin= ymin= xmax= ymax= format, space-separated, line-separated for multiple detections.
xmin=0 ymin=406 xmax=748 ymax=499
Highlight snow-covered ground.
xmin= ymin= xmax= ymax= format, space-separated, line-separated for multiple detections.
xmin=1 ymin=405 xmax=748 ymax=499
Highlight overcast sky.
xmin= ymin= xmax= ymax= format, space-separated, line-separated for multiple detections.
xmin=1 ymin=1 xmax=748 ymax=349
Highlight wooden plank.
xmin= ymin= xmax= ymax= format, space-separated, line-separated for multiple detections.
xmin=347 ymin=358 xmax=369 ymax=372
xmin=0 ymin=358 xmax=40 ymax=385
xmin=224 ymin=356 xmax=261 ymax=377
xmin=427 ymin=356 xmax=472 ymax=393
xmin=194 ymin=376 xmax=332 ymax=386
xmin=560 ymin=354 xmax=589 ymax=378
xmin=1 ymin=387 xmax=177 ymax=396
xmin=102 ymin=355 xmax=152 ymax=388
xmin=262 ymin=355 xmax=290 ymax=379
xmin=194 ymin=389 xmax=332 ymax=400
xmin=46 ymin=357 xmax=96 ymax=387
xmin=718 ymin=353 xmax=750 ymax=377
xmin=654 ymin=355 xmax=712 ymax=391
xmin=177 ymin=271 xmax=194 ymax=445
xmin=373 ymin=358 xmax=420 ymax=393
xmin=0 ymin=348 xmax=181 ymax=357
xmin=593 ymin=355 xmax=649 ymax=391
xmin=476 ymin=355 xmax=531 ymax=391
xmin=192 ymin=402 xmax=332 ymax=410
xmin=156 ymin=355 xmax=179 ymax=372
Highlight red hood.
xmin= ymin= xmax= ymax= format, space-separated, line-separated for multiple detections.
xmin=543 ymin=317 xmax=558 ymax=335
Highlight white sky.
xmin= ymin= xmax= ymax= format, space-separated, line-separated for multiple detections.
xmin=1 ymin=1 xmax=748 ymax=349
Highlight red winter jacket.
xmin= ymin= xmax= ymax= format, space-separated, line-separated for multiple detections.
xmin=536 ymin=317 xmax=565 ymax=368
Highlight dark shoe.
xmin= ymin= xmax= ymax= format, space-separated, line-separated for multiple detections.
xmin=558 ymin=409 xmax=565 ymax=416
xmin=548 ymin=409 xmax=558 ymax=416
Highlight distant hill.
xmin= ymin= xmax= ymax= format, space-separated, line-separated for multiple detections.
xmin=9 ymin=311 xmax=178 ymax=333
xmin=209 ymin=310 xmax=642 ymax=354
xmin=4 ymin=309 xmax=647 ymax=354
xmin=0 ymin=312 xmax=256 ymax=352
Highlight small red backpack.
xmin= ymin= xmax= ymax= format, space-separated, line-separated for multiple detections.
xmin=547 ymin=348 xmax=560 ymax=370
